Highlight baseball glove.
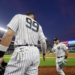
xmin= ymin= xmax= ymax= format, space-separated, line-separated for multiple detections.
xmin=58 ymin=59 xmax=67 ymax=69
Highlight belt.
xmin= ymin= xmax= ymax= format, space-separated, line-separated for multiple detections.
xmin=14 ymin=44 xmax=37 ymax=48
xmin=57 ymin=56 xmax=64 ymax=58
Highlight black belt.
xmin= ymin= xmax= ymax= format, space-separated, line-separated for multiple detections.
xmin=14 ymin=44 xmax=37 ymax=48
xmin=57 ymin=56 xmax=64 ymax=58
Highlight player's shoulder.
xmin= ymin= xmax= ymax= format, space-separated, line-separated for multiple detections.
xmin=19 ymin=14 xmax=27 ymax=17
xmin=15 ymin=14 xmax=41 ymax=27
xmin=14 ymin=14 xmax=28 ymax=18
xmin=12 ymin=14 xmax=26 ymax=19
xmin=14 ymin=14 xmax=22 ymax=17
xmin=39 ymin=24 xmax=42 ymax=29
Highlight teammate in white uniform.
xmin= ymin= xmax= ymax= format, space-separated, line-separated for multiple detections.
xmin=0 ymin=11 xmax=46 ymax=75
xmin=48 ymin=38 xmax=69 ymax=75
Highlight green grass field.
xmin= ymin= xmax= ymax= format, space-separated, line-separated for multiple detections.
xmin=4 ymin=53 xmax=75 ymax=66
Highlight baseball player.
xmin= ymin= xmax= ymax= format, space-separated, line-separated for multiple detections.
xmin=48 ymin=38 xmax=69 ymax=75
xmin=0 ymin=11 xmax=46 ymax=75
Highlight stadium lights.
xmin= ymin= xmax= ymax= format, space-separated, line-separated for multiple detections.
xmin=0 ymin=27 xmax=7 ymax=32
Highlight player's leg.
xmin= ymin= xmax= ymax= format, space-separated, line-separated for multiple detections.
xmin=4 ymin=54 xmax=25 ymax=75
xmin=56 ymin=61 xmax=65 ymax=75
xmin=4 ymin=46 xmax=40 ymax=75
xmin=25 ymin=46 xmax=40 ymax=75
xmin=4 ymin=47 xmax=30 ymax=75
xmin=25 ymin=60 xmax=39 ymax=75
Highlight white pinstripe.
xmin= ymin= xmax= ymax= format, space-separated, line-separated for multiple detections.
xmin=4 ymin=14 xmax=45 ymax=75
xmin=52 ymin=43 xmax=68 ymax=75
xmin=4 ymin=46 xmax=40 ymax=75
xmin=7 ymin=14 xmax=45 ymax=45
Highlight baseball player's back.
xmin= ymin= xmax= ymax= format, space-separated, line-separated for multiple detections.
xmin=3 ymin=12 xmax=46 ymax=75
xmin=7 ymin=14 xmax=44 ymax=45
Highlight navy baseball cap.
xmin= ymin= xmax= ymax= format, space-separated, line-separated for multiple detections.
xmin=53 ymin=38 xmax=59 ymax=41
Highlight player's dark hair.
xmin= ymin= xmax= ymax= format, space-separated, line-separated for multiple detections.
xmin=26 ymin=11 xmax=35 ymax=16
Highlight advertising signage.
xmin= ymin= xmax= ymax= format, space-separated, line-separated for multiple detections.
xmin=68 ymin=40 xmax=75 ymax=44
xmin=60 ymin=41 xmax=68 ymax=46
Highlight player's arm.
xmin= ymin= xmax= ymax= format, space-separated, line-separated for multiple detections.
xmin=47 ymin=46 xmax=55 ymax=54
xmin=38 ymin=26 xmax=47 ymax=61
xmin=47 ymin=50 xmax=54 ymax=54
xmin=1 ymin=29 xmax=14 ymax=46
xmin=40 ymin=39 xmax=46 ymax=61
xmin=63 ymin=44 xmax=69 ymax=60
xmin=40 ymin=39 xmax=46 ymax=55
xmin=0 ymin=14 xmax=19 ymax=63
xmin=0 ymin=29 xmax=14 ymax=57
xmin=65 ymin=49 xmax=69 ymax=60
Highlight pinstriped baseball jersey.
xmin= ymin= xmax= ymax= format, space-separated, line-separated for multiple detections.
xmin=7 ymin=14 xmax=45 ymax=46
xmin=52 ymin=43 xmax=68 ymax=57
xmin=4 ymin=14 xmax=46 ymax=75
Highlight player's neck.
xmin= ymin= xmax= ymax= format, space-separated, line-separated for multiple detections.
xmin=56 ymin=42 xmax=59 ymax=45
xmin=28 ymin=16 xmax=34 ymax=20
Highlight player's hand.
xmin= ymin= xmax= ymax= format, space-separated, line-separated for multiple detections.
xmin=43 ymin=55 xmax=45 ymax=61
xmin=0 ymin=57 xmax=4 ymax=64
xmin=64 ymin=59 xmax=67 ymax=64
xmin=64 ymin=59 xmax=67 ymax=61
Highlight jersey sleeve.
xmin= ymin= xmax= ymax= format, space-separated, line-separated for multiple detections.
xmin=38 ymin=26 xmax=46 ymax=41
xmin=62 ymin=44 xmax=68 ymax=51
xmin=7 ymin=14 xmax=19 ymax=32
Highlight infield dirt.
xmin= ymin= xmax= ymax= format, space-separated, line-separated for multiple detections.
xmin=38 ymin=66 xmax=75 ymax=75
xmin=39 ymin=54 xmax=75 ymax=75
